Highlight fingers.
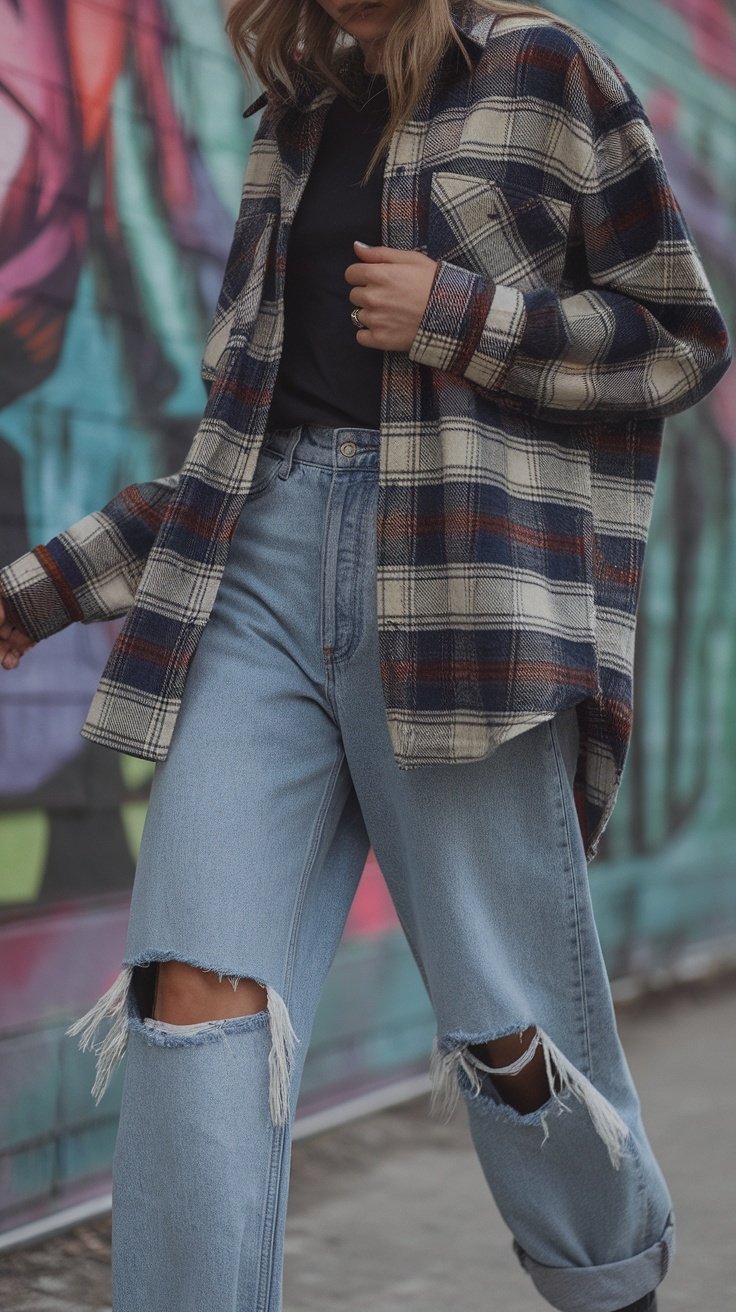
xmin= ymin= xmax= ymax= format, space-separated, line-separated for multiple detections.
xmin=348 ymin=286 xmax=373 ymax=334
xmin=0 ymin=635 xmax=34 ymax=668
xmin=344 ymin=259 xmax=391 ymax=285
xmin=345 ymin=249 xmax=432 ymax=291
xmin=0 ymin=647 xmax=21 ymax=671
xmin=344 ymin=262 xmax=372 ymax=286
xmin=0 ymin=617 xmax=33 ymax=649
xmin=0 ymin=616 xmax=35 ymax=670
xmin=352 ymin=243 xmax=420 ymax=263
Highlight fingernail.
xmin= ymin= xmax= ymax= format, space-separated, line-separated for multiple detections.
xmin=354 ymin=240 xmax=371 ymax=247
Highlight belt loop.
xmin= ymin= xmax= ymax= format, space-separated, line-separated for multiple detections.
xmin=278 ymin=425 xmax=303 ymax=480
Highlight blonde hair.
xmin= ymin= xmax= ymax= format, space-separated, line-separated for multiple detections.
xmin=225 ymin=1 xmax=581 ymax=183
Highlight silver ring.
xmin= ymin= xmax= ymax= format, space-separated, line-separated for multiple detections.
xmin=351 ymin=306 xmax=364 ymax=329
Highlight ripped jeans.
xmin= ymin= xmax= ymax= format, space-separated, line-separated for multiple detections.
xmin=67 ymin=422 xmax=675 ymax=1312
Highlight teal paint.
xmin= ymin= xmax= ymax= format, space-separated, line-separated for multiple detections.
xmin=1 ymin=0 xmax=735 ymax=1236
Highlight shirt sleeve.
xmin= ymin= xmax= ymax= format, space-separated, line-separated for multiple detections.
xmin=0 ymin=100 xmax=284 ymax=644
xmin=407 ymin=41 xmax=733 ymax=425
xmin=0 ymin=473 xmax=181 ymax=642
xmin=0 ymin=101 xmax=285 ymax=644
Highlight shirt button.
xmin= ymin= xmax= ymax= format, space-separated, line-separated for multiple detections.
xmin=340 ymin=440 xmax=357 ymax=457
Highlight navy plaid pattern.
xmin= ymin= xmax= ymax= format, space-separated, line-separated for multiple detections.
xmin=1 ymin=4 xmax=731 ymax=860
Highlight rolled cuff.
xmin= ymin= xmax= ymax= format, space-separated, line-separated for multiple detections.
xmin=0 ymin=548 xmax=78 ymax=642
xmin=407 ymin=259 xmax=497 ymax=378
xmin=512 ymin=1208 xmax=675 ymax=1312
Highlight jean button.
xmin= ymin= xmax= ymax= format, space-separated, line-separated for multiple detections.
xmin=340 ymin=440 xmax=357 ymax=457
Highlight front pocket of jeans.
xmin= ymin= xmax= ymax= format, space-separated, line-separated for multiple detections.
xmin=428 ymin=171 xmax=572 ymax=290
xmin=246 ymin=446 xmax=283 ymax=500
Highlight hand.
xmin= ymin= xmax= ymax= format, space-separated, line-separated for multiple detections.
xmin=344 ymin=241 xmax=439 ymax=351
xmin=0 ymin=599 xmax=34 ymax=669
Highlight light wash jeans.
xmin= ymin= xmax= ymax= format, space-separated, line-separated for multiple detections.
xmin=68 ymin=422 xmax=675 ymax=1312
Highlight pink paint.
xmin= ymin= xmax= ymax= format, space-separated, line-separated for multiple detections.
xmin=709 ymin=363 xmax=736 ymax=448
xmin=661 ymin=0 xmax=736 ymax=83
xmin=343 ymin=854 xmax=400 ymax=940
xmin=647 ymin=85 xmax=679 ymax=132
xmin=132 ymin=0 xmax=195 ymax=215
xmin=0 ymin=902 xmax=129 ymax=1029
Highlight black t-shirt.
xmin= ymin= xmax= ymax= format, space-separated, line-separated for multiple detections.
xmin=267 ymin=72 xmax=390 ymax=432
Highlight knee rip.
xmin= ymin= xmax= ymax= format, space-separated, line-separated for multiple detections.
xmin=429 ymin=1025 xmax=631 ymax=1171
xmin=65 ymin=961 xmax=299 ymax=1128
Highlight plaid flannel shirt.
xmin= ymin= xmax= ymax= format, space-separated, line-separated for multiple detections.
xmin=1 ymin=4 xmax=731 ymax=861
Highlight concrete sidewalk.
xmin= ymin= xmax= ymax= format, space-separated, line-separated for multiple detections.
xmin=1 ymin=975 xmax=734 ymax=1311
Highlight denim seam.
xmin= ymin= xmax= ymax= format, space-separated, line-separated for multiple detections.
xmin=334 ymin=482 xmax=378 ymax=667
xmin=547 ymin=717 xmax=651 ymax=1237
xmin=254 ymin=1126 xmax=285 ymax=1312
xmin=333 ymin=478 xmax=357 ymax=666
xmin=622 ymin=1130 xmax=657 ymax=1248
xmin=319 ymin=473 xmax=344 ymax=722
xmin=547 ymin=716 xmax=594 ymax=1080
xmin=254 ymin=739 xmax=347 ymax=1312
xmin=319 ymin=468 xmax=336 ymax=662
xmin=347 ymin=489 xmax=368 ymax=665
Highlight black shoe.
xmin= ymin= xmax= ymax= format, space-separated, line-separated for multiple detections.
xmin=617 ymin=1293 xmax=657 ymax=1312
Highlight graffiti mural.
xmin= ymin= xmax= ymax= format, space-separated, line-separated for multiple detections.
xmin=1 ymin=0 xmax=734 ymax=1232
xmin=551 ymin=0 xmax=736 ymax=975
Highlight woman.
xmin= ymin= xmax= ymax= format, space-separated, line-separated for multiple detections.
xmin=0 ymin=0 xmax=731 ymax=1308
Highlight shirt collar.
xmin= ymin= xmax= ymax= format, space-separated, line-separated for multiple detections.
xmin=242 ymin=3 xmax=489 ymax=119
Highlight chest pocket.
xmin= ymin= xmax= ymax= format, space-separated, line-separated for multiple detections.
xmin=428 ymin=170 xmax=573 ymax=291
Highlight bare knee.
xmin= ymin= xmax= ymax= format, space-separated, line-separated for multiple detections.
xmin=151 ymin=961 xmax=268 ymax=1024
xmin=469 ymin=1025 xmax=558 ymax=1115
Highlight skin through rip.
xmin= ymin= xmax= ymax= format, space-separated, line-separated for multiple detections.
xmin=145 ymin=961 xmax=553 ymax=1116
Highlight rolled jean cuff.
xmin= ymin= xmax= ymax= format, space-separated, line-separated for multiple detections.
xmin=512 ymin=1209 xmax=675 ymax=1312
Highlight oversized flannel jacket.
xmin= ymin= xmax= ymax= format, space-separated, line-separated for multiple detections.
xmin=0 ymin=4 xmax=731 ymax=862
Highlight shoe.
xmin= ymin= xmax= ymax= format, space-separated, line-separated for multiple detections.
xmin=617 ymin=1293 xmax=657 ymax=1312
